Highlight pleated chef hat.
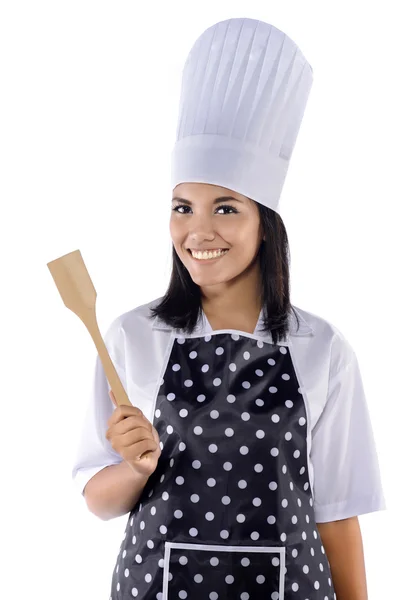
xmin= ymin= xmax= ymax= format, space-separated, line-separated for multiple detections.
xmin=171 ymin=17 xmax=313 ymax=214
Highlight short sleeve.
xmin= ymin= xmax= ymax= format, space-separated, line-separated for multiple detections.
xmin=311 ymin=336 xmax=386 ymax=523
xmin=71 ymin=317 xmax=125 ymax=496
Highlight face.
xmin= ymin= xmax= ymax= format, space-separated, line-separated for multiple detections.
xmin=170 ymin=182 xmax=265 ymax=290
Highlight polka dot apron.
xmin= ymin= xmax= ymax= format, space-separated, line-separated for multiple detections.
xmin=110 ymin=332 xmax=336 ymax=599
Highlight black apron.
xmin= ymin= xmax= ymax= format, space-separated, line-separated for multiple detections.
xmin=110 ymin=332 xmax=336 ymax=599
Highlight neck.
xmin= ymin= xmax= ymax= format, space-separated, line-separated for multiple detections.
xmin=200 ymin=259 xmax=263 ymax=321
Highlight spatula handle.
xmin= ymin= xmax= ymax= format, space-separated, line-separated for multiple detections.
xmin=84 ymin=309 xmax=132 ymax=407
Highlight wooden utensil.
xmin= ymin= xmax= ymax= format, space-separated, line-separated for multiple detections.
xmin=47 ymin=249 xmax=133 ymax=407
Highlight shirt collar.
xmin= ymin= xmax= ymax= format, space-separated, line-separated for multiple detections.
xmin=151 ymin=305 xmax=314 ymax=339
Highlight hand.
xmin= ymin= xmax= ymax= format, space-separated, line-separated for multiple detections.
xmin=106 ymin=390 xmax=161 ymax=478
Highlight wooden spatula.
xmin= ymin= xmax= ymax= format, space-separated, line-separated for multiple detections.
xmin=47 ymin=249 xmax=132 ymax=407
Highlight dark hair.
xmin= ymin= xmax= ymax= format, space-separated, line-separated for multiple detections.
xmin=149 ymin=200 xmax=300 ymax=345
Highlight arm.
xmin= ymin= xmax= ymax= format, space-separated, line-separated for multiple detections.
xmin=84 ymin=460 xmax=150 ymax=521
xmin=317 ymin=517 xmax=368 ymax=600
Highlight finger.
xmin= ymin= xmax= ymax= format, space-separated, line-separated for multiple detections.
xmin=107 ymin=405 xmax=146 ymax=427
xmin=117 ymin=426 xmax=157 ymax=447
xmin=125 ymin=439 xmax=160 ymax=462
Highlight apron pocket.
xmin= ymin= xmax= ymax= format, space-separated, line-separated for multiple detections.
xmin=162 ymin=541 xmax=286 ymax=599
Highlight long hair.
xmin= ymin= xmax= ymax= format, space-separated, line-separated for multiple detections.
xmin=149 ymin=200 xmax=300 ymax=345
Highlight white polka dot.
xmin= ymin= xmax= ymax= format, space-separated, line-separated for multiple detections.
xmin=225 ymin=575 xmax=234 ymax=584
xmin=167 ymin=425 xmax=173 ymax=434
xmin=176 ymin=476 xmax=184 ymax=485
xmin=220 ymin=530 xmax=229 ymax=539
xmin=147 ymin=540 xmax=154 ymax=549
xmin=271 ymin=414 xmax=280 ymax=423
xmin=300 ymin=466 xmax=305 ymax=475
xmin=242 ymin=381 xmax=251 ymax=389
xmin=179 ymin=409 xmax=188 ymax=418
xmin=177 ymin=337 xmax=185 ymax=344
xmin=172 ymin=364 xmax=181 ymax=371
xmin=271 ymin=447 xmax=279 ymax=457
xmin=189 ymin=528 xmax=198 ymax=537
xmin=159 ymin=525 xmax=167 ymax=534
xmin=179 ymin=556 xmax=188 ymax=565
xmin=268 ymin=358 xmax=276 ymax=365
xmin=241 ymin=412 xmax=250 ymax=421
xmin=254 ymin=463 xmax=263 ymax=473
xmin=256 ymin=575 xmax=265 ymax=584
xmin=221 ymin=496 xmax=231 ymax=505
xmin=231 ymin=334 xmax=240 ymax=340
xmin=285 ymin=432 xmax=292 ymax=441
xmin=194 ymin=426 xmax=203 ymax=435
xmin=174 ymin=510 xmax=183 ymax=519
xmin=159 ymin=558 xmax=165 ymax=568
xmin=272 ymin=557 xmax=280 ymax=566
xmin=225 ymin=428 xmax=234 ymax=437
xmin=238 ymin=480 xmax=247 ymax=489
xmin=167 ymin=393 xmax=175 ymax=401
xmin=204 ymin=334 xmax=212 ymax=342
xmin=251 ymin=531 xmax=260 ymax=540
xmin=201 ymin=364 xmax=209 ymax=373
xmin=210 ymin=557 xmax=219 ymax=566
xmin=197 ymin=394 xmax=206 ymax=402
xmin=191 ymin=494 xmax=200 ymax=503
xmin=256 ymin=429 xmax=265 ymax=439
xmin=314 ymin=581 xmax=320 ymax=590
xmin=293 ymin=450 xmax=300 ymax=459
xmin=303 ymin=565 xmax=310 ymax=574
xmin=269 ymin=481 xmax=278 ymax=490
xmin=243 ymin=351 xmax=250 ymax=360
xmin=213 ymin=378 xmax=222 ymax=386
xmin=241 ymin=594 xmax=250 ymax=600
xmin=155 ymin=409 xmax=161 ymax=418
xmin=194 ymin=574 xmax=203 ymax=583
xmin=292 ymin=515 xmax=298 ymax=524
xmin=210 ymin=593 xmax=218 ymax=600
xmin=210 ymin=410 xmax=219 ymax=419
xmin=124 ymin=568 xmax=129 ymax=577
xmin=184 ymin=380 xmax=193 ymax=387
xmin=223 ymin=461 xmax=232 ymax=471
xmin=209 ymin=444 xmax=218 ymax=453
xmin=299 ymin=417 xmax=306 ymax=426
xmin=207 ymin=478 xmax=216 ymax=487
xmin=140 ymin=521 xmax=145 ymax=530
xmin=279 ymin=346 xmax=287 ymax=354
xmin=170 ymin=458 xmax=175 ymax=467
xmin=179 ymin=442 xmax=186 ymax=451
xmin=255 ymin=369 xmax=264 ymax=376
xmin=145 ymin=573 xmax=152 ymax=583
xmin=160 ymin=474 xmax=165 ymax=483
xmin=205 ymin=512 xmax=214 ymax=521
xmin=267 ymin=515 xmax=276 ymax=524
xmin=227 ymin=394 xmax=236 ymax=403
xmin=192 ymin=460 xmax=201 ymax=469
xmin=135 ymin=554 xmax=142 ymax=563
xmin=282 ymin=465 xmax=287 ymax=474
xmin=132 ymin=588 xmax=138 ymax=597
xmin=282 ymin=373 xmax=290 ymax=381
xmin=179 ymin=591 xmax=187 ymax=599
xmin=282 ymin=499 xmax=288 ymax=508
xmin=241 ymin=557 xmax=250 ymax=567
xmin=229 ymin=363 xmax=237 ymax=372
xmin=255 ymin=398 xmax=264 ymax=406
xmin=189 ymin=351 xmax=197 ymax=359
xmin=240 ymin=446 xmax=249 ymax=455
xmin=252 ymin=497 xmax=262 ymax=507
xmin=285 ymin=400 xmax=294 ymax=408
xmin=236 ymin=514 xmax=246 ymax=523
xmin=216 ymin=347 xmax=224 ymax=355
xmin=281 ymin=533 xmax=287 ymax=542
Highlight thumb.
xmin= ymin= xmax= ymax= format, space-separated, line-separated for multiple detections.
xmin=109 ymin=390 xmax=117 ymax=407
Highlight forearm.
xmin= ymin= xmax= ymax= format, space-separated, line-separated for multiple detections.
xmin=83 ymin=461 xmax=149 ymax=521
xmin=317 ymin=517 xmax=368 ymax=600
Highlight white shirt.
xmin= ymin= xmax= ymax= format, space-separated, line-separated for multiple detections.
xmin=71 ymin=297 xmax=386 ymax=523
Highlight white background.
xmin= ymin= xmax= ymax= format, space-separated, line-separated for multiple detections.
xmin=1 ymin=1 xmax=397 ymax=598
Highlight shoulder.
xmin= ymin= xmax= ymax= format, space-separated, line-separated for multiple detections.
xmin=291 ymin=304 xmax=355 ymax=371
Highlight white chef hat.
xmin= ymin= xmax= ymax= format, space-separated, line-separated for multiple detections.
xmin=171 ymin=17 xmax=313 ymax=214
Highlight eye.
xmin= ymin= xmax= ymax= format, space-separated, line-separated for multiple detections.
xmin=172 ymin=204 xmax=238 ymax=214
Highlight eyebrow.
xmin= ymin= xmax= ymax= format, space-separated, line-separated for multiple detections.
xmin=171 ymin=195 xmax=244 ymax=205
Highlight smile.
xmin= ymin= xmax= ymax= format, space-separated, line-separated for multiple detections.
xmin=188 ymin=249 xmax=229 ymax=261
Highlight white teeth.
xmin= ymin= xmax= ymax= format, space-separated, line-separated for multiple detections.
xmin=191 ymin=249 xmax=229 ymax=260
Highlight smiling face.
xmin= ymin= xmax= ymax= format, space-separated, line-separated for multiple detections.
xmin=170 ymin=182 xmax=265 ymax=290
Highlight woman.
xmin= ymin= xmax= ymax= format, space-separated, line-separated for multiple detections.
xmin=72 ymin=18 xmax=386 ymax=599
